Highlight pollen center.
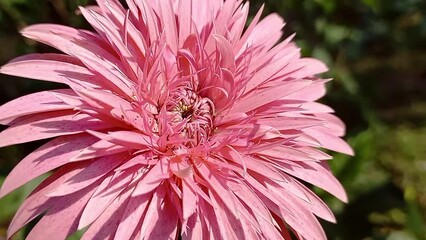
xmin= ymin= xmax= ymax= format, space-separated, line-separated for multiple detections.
xmin=167 ymin=88 xmax=215 ymax=146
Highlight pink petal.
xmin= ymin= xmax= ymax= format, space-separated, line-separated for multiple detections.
xmin=246 ymin=174 xmax=327 ymax=240
xmin=244 ymin=13 xmax=285 ymax=50
xmin=0 ymin=133 xmax=97 ymax=198
xmin=242 ymin=47 xmax=299 ymax=95
xmin=315 ymin=113 xmax=346 ymax=136
xmin=299 ymin=102 xmax=335 ymax=113
xmin=196 ymin=164 xmax=241 ymax=223
xmin=287 ymin=79 xmax=328 ymax=101
xmin=71 ymin=139 xmax=129 ymax=162
xmin=114 ymin=153 xmax=157 ymax=172
xmin=265 ymin=173 xmax=313 ymax=204
xmin=182 ymin=213 xmax=204 ymax=240
xmin=182 ymin=178 xmax=198 ymax=221
xmin=213 ymin=35 xmax=236 ymax=71
xmin=226 ymin=2 xmax=249 ymax=47
xmin=229 ymin=181 xmax=283 ymax=240
xmin=288 ymin=58 xmax=328 ymax=78
xmin=234 ymin=4 xmax=263 ymax=53
xmin=198 ymin=200 xmax=222 ymax=240
xmin=20 ymin=24 xmax=109 ymax=61
xmin=139 ymin=185 xmax=167 ymax=237
xmin=145 ymin=196 xmax=178 ymax=239
xmin=209 ymin=192 xmax=245 ymax=239
xmin=212 ymin=0 xmax=239 ymax=38
xmin=0 ymin=89 xmax=74 ymax=125
xmin=21 ymin=24 xmax=135 ymax=97
xmin=7 ymin=162 xmax=88 ymax=237
xmin=47 ymin=153 xmax=127 ymax=197
xmin=159 ymin=0 xmax=178 ymax=53
xmin=177 ymin=0 xmax=193 ymax=47
xmin=81 ymin=186 xmax=133 ymax=240
xmin=254 ymin=117 xmax=324 ymax=131
xmin=75 ymin=88 xmax=132 ymax=112
xmin=278 ymin=160 xmax=348 ymax=202
xmin=25 ymin=184 xmax=97 ymax=240
xmin=78 ymin=168 xmax=136 ymax=230
xmin=190 ymin=0 xmax=221 ymax=33
xmin=0 ymin=53 xmax=97 ymax=87
xmin=132 ymin=159 xmax=172 ymax=196
xmin=79 ymin=7 xmax=140 ymax=78
xmin=254 ymin=146 xmax=316 ymax=162
xmin=296 ymin=182 xmax=336 ymax=222
xmin=0 ymin=111 xmax=113 ymax=148
xmin=303 ymin=128 xmax=354 ymax=155
xmin=264 ymin=179 xmax=335 ymax=222
xmin=87 ymin=130 xmax=157 ymax=149
xmin=233 ymin=80 xmax=311 ymax=113
xmin=114 ymin=193 xmax=152 ymax=240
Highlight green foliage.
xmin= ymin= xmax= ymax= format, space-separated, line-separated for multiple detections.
xmin=0 ymin=175 xmax=46 ymax=240
xmin=0 ymin=0 xmax=425 ymax=239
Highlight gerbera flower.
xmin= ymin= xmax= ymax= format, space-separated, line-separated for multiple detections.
xmin=0 ymin=0 xmax=353 ymax=239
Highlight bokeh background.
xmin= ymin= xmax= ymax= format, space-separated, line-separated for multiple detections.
xmin=0 ymin=0 xmax=425 ymax=239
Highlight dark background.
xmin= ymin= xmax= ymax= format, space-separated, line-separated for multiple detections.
xmin=0 ymin=0 xmax=425 ymax=239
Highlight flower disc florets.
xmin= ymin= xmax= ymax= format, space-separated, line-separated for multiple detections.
xmin=167 ymin=87 xmax=215 ymax=146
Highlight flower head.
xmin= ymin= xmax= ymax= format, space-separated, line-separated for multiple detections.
xmin=0 ymin=0 xmax=353 ymax=239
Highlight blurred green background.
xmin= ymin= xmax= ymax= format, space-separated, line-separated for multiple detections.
xmin=0 ymin=0 xmax=425 ymax=239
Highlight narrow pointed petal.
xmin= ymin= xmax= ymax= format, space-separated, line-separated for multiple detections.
xmin=0 ymin=53 xmax=97 ymax=87
xmin=25 ymin=185 xmax=97 ymax=240
xmin=0 ymin=133 xmax=97 ymax=198
xmin=21 ymin=24 xmax=136 ymax=97
xmin=233 ymin=80 xmax=311 ymax=113
xmin=145 ymin=197 xmax=179 ymax=239
xmin=7 ymin=162 xmax=87 ymax=237
xmin=132 ymin=159 xmax=172 ymax=196
xmin=114 ymin=193 xmax=152 ymax=240
xmin=71 ymin=139 xmax=129 ymax=162
xmin=0 ymin=111 xmax=113 ymax=148
xmin=47 ymin=153 xmax=127 ymax=197
xmin=182 ymin=213 xmax=204 ymax=240
xmin=0 ymin=89 xmax=74 ymax=125
xmin=279 ymin=161 xmax=348 ymax=202
xmin=182 ymin=179 xmax=198 ymax=221
xmin=303 ymin=128 xmax=354 ymax=155
xmin=81 ymin=187 xmax=133 ymax=240
xmin=87 ymin=130 xmax=157 ymax=149
xmin=159 ymin=0 xmax=178 ymax=53
xmin=254 ymin=117 xmax=324 ymax=131
xmin=139 ymin=185 xmax=167 ymax=237
xmin=78 ymin=170 xmax=135 ymax=229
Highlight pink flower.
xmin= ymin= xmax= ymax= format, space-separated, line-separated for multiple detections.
xmin=0 ymin=0 xmax=353 ymax=239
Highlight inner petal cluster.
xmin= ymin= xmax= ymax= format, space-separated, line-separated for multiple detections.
xmin=166 ymin=87 xmax=215 ymax=148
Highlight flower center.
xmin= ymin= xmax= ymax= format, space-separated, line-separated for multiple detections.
xmin=167 ymin=88 xmax=215 ymax=147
